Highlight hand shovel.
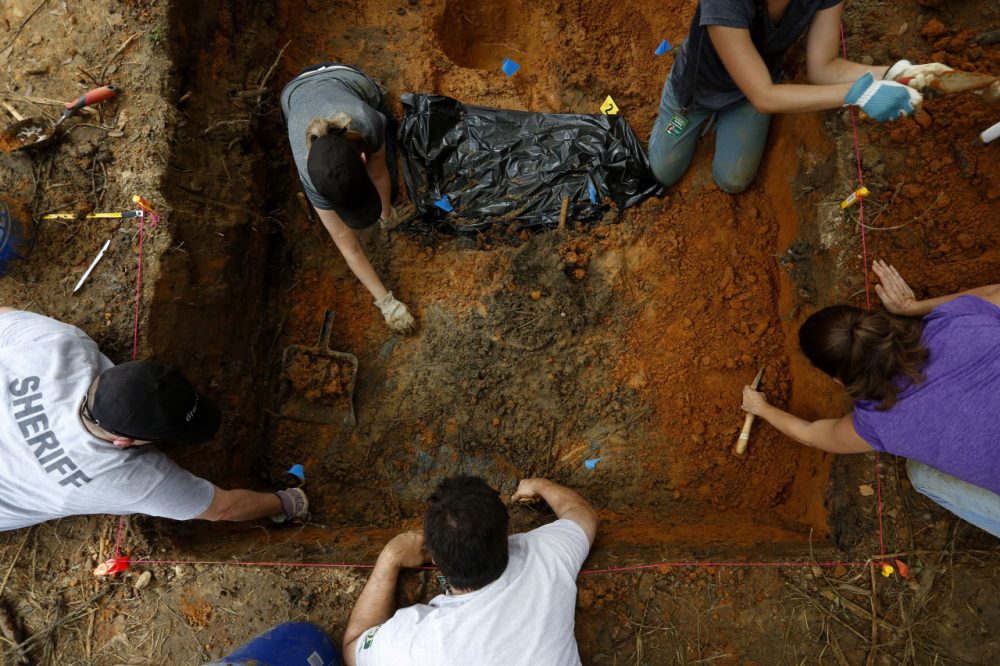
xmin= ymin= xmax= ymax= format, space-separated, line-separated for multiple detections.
xmin=277 ymin=310 xmax=359 ymax=427
xmin=0 ymin=85 xmax=118 ymax=153
xmin=899 ymin=70 xmax=999 ymax=105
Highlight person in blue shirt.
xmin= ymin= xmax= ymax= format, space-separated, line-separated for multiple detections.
xmin=648 ymin=0 xmax=949 ymax=194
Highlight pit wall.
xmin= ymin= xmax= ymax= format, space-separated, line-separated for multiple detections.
xmin=145 ymin=0 xmax=857 ymax=564
xmin=148 ymin=0 xmax=280 ymax=484
xmin=763 ymin=112 xmax=841 ymax=541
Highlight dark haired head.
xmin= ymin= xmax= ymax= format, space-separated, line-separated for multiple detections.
xmin=424 ymin=475 xmax=509 ymax=591
xmin=798 ymin=305 xmax=928 ymax=410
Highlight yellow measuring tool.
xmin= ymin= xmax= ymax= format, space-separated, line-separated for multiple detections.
xmin=41 ymin=195 xmax=156 ymax=221
xmin=41 ymin=210 xmax=144 ymax=220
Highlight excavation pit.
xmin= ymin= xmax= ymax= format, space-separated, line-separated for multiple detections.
xmin=137 ymin=0 xmax=873 ymax=568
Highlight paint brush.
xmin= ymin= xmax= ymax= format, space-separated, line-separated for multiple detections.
xmin=733 ymin=367 xmax=764 ymax=457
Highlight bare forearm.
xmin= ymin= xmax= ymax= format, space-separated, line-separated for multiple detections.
xmin=758 ymin=404 xmax=816 ymax=446
xmin=343 ymin=554 xmax=401 ymax=647
xmin=198 ymin=488 xmax=281 ymax=522
xmin=907 ymin=285 xmax=1000 ymax=316
xmin=368 ymin=168 xmax=392 ymax=218
xmin=314 ymin=208 xmax=390 ymax=299
xmin=338 ymin=245 xmax=389 ymax=300
xmin=751 ymin=81 xmax=852 ymax=114
xmin=527 ymin=479 xmax=585 ymax=516
xmin=756 ymin=405 xmax=871 ymax=454
xmin=809 ymin=58 xmax=890 ymax=85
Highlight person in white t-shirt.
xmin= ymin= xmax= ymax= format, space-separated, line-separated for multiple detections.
xmin=343 ymin=475 xmax=598 ymax=666
xmin=0 ymin=308 xmax=307 ymax=531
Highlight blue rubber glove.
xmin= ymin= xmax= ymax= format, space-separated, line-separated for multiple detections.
xmin=843 ymin=72 xmax=922 ymax=122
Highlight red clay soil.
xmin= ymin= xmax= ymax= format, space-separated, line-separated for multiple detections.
xmin=135 ymin=0 xmax=983 ymax=561
xmin=862 ymin=21 xmax=1000 ymax=297
xmin=225 ymin=0 xmax=839 ymax=554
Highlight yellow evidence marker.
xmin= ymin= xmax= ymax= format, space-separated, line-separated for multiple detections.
xmin=840 ymin=186 xmax=869 ymax=209
xmin=600 ymin=95 xmax=619 ymax=115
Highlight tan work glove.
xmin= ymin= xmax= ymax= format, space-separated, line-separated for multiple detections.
xmin=380 ymin=203 xmax=416 ymax=231
xmin=374 ymin=291 xmax=416 ymax=334
xmin=271 ymin=487 xmax=309 ymax=523
xmin=885 ymin=60 xmax=953 ymax=89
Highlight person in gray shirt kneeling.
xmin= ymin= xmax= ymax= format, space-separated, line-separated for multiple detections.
xmin=280 ymin=64 xmax=416 ymax=334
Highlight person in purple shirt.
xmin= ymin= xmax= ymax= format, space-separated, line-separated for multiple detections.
xmin=741 ymin=260 xmax=1000 ymax=538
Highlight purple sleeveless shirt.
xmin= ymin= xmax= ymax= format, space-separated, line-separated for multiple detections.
xmin=853 ymin=296 xmax=1000 ymax=495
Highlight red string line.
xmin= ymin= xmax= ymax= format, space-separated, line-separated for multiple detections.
xmin=107 ymin=34 xmax=899 ymax=572
xmin=839 ymin=24 xmax=871 ymax=310
xmin=840 ymin=23 xmax=888 ymax=566
xmin=114 ymin=210 xmax=159 ymax=560
xmin=124 ymin=558 xmax=873 ymax=575
xmin=874 ymin=452 xmax=887 ymax=564
xmin=580 ymin=561 xmax=871 ymax=574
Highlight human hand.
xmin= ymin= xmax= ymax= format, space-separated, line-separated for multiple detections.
xmin=742 ymin=387 xmax=769 ymax=416
xmin=844 ymin=72 xmax=922 ymax=122
xmin=512 ymin=478 xmax=547 ymax=504
xmin=885 ymin=59 xmax=953 ymax=90
xmin=374 ymin=291 xmax=417 ymax=334
xmin=381 ymin=531 xmax=430 ymax=569
xmin=272 ymin=487 xmax=309 ymax=523
xmin=380 ymin=203 xmax=416 ymax=231
xmin=873 ymin=259 xmax=918 ymax=315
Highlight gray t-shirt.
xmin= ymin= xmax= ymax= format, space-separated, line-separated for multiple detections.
xmin=280 ymin=65 xmax=386 ymax=211
xmin=0 ymin=311 xmax=214 ymax=531
xmin=670 ymin=0 xmax=843 ymax=112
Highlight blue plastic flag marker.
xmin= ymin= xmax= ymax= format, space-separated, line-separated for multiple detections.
xmin=655 ymin=39 xmax=672 ymax=56
xmin=286 ymin=464 xmax=305 ymax=482
xmin=584 ymin=457 xmax=601 ymax=471
xmin=501 ymin=58 xmax=521 ymax=77
xmin=588 ymin=182 xmax=598 ymax=204
xmin=434 ymin=196 xmax=454 ymax=212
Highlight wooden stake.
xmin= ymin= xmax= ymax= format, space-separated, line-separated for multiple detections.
xmin=733 ymin=366 xmax=764 ymax=457
xmin=558 ymin=195 xmax=569 ymax=230
xmin=1 ymin=101 xmax=24 ymax=122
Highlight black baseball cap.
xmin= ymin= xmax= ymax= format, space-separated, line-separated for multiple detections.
xmin=306 ymin=133 xmax=381 ymax=229
xmin=90 ymin=361 xmax=221 ymax=444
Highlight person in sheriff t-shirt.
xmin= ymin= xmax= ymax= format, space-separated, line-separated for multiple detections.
xmin=0 ymin=308 xmax=307 ymax=531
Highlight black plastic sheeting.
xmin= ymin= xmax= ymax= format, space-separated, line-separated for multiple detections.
xmin=398 ymin=93 xmax=661 ymax=235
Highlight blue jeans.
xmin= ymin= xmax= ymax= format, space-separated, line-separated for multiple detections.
xmin=647 ymin=74 xmax=771 ymax=193
xmin=907 ymin=459 xmax=1000 ymax=538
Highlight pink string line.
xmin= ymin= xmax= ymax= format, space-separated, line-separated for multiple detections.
xmin=106 ymin=49 xmax=900 ymax=573
xmin=579 ymin=561 xmax=871 ymax=574
xmin=840 ymin=23 xmax=888 ymax=566
xmin=124 ymin=558 xmax=873 ymax=575
xmin=114 ymin=210 xmax=159 ymax=560
xmin=839 ymin=25 xmax=871 ymax=310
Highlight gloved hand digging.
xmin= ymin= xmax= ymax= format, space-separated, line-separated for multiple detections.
xmin=380 ymin=203 xmax=416 ymax=231
xmin=843 ymin=72 xmax=922 ymax=122
xmin=272 ymin=487 xmax=309 ymax=523
xmin=375 ymin=291 xmax=416 ymax=334
xmin=885 ymin=59 xmax=953 ymax=90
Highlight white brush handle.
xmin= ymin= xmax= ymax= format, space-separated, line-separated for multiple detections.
xmin=981 ymin=121 xmax=1000 ymax=145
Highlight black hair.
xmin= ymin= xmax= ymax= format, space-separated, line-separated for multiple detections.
xmin=424 ymin=475 xmax=510 ymax=591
